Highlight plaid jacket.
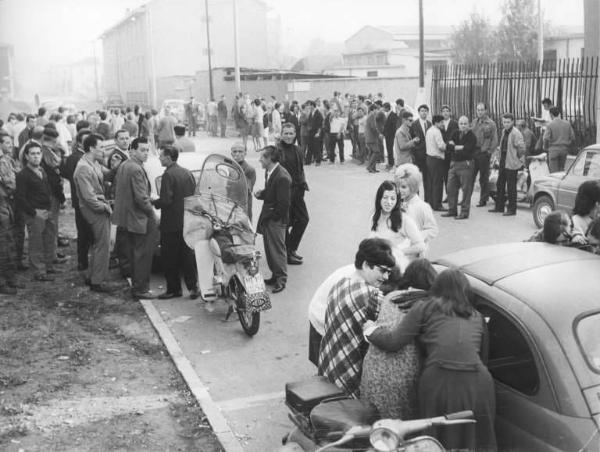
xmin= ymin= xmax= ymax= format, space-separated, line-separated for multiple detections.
xmin=318 ymin=276 xmax=382 ymax=398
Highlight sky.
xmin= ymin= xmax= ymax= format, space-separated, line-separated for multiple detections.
xmin=0 ymin=0 xmax=585 ymax=97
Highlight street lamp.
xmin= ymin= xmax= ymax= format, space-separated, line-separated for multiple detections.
xmin=204 ymin=0 xmax=215 ymax=100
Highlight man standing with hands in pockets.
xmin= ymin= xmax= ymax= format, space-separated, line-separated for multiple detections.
xmin=255 ymin=146 xmax=291 ymax=294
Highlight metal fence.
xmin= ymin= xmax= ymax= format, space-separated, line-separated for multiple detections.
xmin=431 ymin=57 xmax=599 ymax=149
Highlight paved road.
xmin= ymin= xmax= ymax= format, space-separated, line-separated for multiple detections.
xmin=147 ymin=135 xmax=537 ymax=451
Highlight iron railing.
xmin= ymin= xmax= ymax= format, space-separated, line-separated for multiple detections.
xmin=431 ymin=57 xmax=599 ymax=149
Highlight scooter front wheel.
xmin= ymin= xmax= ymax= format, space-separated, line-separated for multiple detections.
xmin=230 ymin=279 xmax=260 ymax=336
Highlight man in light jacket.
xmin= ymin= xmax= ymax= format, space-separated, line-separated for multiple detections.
xmin=73 ymin=133 xmax=114 ymax=292
xmin=489 ymin=113 xmax=525 ymax=216
xmin=394 ymin=111 xmax=419 ymax=167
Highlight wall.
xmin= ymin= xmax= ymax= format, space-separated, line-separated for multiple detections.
xmin=545 ymin=37 xmax=584 ymax=60
xmin=190 ymin=69 xmax=420 ymax=106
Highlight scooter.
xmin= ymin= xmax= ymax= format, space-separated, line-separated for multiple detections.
xmin=183 ymin=154 xmax=271 ymax=336
xmin=488 ymin=152 xmax=549 ymax=204
xmin=280 ymin=376 xmax=475 ymax=451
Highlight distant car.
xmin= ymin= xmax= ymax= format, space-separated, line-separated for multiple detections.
xmin=159 ymin=99 xmax=187 ymax=124
xmin=531 ymin=145 xmax=600 ymax=227
xmin=434 ymin=242 xmax=600 ymax=452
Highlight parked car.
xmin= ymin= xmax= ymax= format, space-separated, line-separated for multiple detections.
xmin=434 ymin=242 xmax=600 ymax=452
xmin=159 ymin=98 xmax=187 ymax=124
xmin=531 ymin=145 xmax=600 ymax=227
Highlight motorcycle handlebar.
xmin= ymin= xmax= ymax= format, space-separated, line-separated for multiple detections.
xmin=445 ymin=410 xmax=474 ymax=421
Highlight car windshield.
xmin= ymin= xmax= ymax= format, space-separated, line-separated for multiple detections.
xmin=576 ymin=313 xmax=600 ymax=372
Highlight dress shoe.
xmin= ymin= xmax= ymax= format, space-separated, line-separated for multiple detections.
xmin=287 ymin=255 xmax=303 ymax=265
xmin=433 ymin=207 xmax=448 ymax=212
xmin=34 ymin=274 xmax=54 ymax=282
xmin=189 ymin=288 xmax=200 ymax=300
xmin=57 ymin=237 xmax=70 ymax=247
xmin=503 ymin=211 xmax=517 ymax=216
xmin=289 ymin=251 xmax=303 ymax=260
xmin=84 ymin=278 xmax=92 ymax=286
xmin=476 ymin=201 xmax=487 ymax=207
xmin=53 ymin=257 xmax=68 ymax=265
xmin=132 ymin=291 xmax=159 ymax=300
xmin=47 ymin=268 xmax=62 ymax=274
xmin=56 ymin=251 xmax=66 ymax=259
xmin=0 ymin=285 xmax=17 ymax=295
xmin=455 ymin=213 xmax=469 ymax=220
xmin=441 ymin=211 xmax=457 ymax=217
xmin=272 ymin=282 xmax=286 ymax=293
xmin=488 ymin=208 xmax=504 ymax=213
xmin=158 ymin=292 xmax=182 ymax=300
xmin=264 ymin=276 xmax=276 ymax=286
xmin=90 ymin=283 xmax=118 ymax=294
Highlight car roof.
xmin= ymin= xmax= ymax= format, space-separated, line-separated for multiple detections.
xmin=435 ymin=243 xmax=600 ymax=382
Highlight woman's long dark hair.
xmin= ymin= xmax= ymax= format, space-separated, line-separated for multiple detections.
xmin=573 ymin=180 xmax=600 ymax=216
xmin=429 ymin=268 xmax=474 ymax=318
xmin=371 ymin=180 xmax=403 ymax=232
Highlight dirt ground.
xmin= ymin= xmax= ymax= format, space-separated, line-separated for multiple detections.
xmin=0 ymin=208 xmax=223 ymax=452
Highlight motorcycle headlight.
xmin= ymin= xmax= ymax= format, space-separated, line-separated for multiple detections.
xmin=369 ymin=427 xmax=399 ymax=452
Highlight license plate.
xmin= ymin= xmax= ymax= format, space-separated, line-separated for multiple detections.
xmin=244 ymin=274 xmax=265 ymax=294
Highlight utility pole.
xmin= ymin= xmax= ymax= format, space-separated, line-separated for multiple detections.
xmin=419 ymin=0 xmax=424 ymax=88
xmin=233 ymin=0 xmax=241 ymax=93
xmin=538 ymin=0 xmax=544 ymax=76
xmin=205 ymin=0 xmax=214 ymax=100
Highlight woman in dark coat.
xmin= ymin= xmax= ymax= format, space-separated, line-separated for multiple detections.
xmin=365 ymin=268 xmax=497 ymax=452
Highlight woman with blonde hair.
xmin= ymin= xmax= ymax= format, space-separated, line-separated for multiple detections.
xmin=394 ymin=163 xmax=438 ymax=246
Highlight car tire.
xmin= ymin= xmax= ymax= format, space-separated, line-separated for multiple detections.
xmin=532 ymin=194 xmax=555 ymax=228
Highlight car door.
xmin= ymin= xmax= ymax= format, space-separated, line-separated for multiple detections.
xmin=556 ymin=149 xmax=600 ymax=211
xmin=475 ymin=299 xmax=588 ymax=452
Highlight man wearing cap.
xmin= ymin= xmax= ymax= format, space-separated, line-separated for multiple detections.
xmin=230 ymin=143 xmax=256 ymax=221
xmin=174 ymin=125 xmax=196 ymax=153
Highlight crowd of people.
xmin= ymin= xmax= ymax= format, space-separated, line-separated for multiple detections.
xmin=0 ymin=105 xmax=204 ymax=298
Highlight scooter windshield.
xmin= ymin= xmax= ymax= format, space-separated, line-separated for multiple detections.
xmin=194 ymin=154 xmax=248 ymax=212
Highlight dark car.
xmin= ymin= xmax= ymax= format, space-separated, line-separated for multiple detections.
xmin=531 ymin=145 xmax=600 ymax=227
xmin=434 ymin=242 xmax=600 ymax=452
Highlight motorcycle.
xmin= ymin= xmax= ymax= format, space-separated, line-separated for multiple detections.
xmin=280 ymin=376 xmax=475 ymax=451
xmin=183 ymin=154 xmax=271 ymax=336
xmin=488 ymin=152 xmax=549 ymax=204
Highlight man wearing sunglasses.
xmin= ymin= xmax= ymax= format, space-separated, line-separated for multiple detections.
xmin=317 ymin=238 xmax=395 ymax=398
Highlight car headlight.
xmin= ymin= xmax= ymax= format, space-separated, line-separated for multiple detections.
xmin=370 ymin=425 xmax=399 ymax=451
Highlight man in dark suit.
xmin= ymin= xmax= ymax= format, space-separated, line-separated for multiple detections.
xmin=255 ymin=146 xmax=291 ymax=294
xmin=152 ymin=145 xmax=198 ymax=300
xmin=440 ymin=105 xmax=459 ymax=198
xmin=112 ymin=137 xmax=158 ymax=300
xmin=383 ymin=102 xmax=399 ymax=169
xmin=306 ymin=101 xmax=323 ymax=166
xmin=410 ymin=104 xmax=432 ymax=201
xmin=278 ymin=123 xmax=309 ymax=265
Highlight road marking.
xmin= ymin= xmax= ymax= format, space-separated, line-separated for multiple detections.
xmin=217 ymin=391 xmax=285 ymax=412
xmin=142 ymin=300 xmax=243 ymax=452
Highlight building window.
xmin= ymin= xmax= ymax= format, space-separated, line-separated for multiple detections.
xmin=367 ymin=70 xmax=378 ymax=77
xmin=477 ymin=302 xmax=540 ymax=395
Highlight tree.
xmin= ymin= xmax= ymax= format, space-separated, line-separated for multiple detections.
xmin=450 ymin=12 xmax=497 ymax=64
xmin=495 ymin=0 xmax=539 ymax=61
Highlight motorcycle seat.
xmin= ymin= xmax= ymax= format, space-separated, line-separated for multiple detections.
xmin=310 ymin=398 xmax=379 ymax=442
xmin=285 ymin=376 xmax=346 ymax=417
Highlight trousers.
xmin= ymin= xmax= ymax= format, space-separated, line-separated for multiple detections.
xmin=548 ymin=148 xmax=568 ymax=172
xmin=447 ymin=160 xmax=475 ymax=215
xmin=262 ymin=219 xmax=287 ymax=284
xmin=126 ymin=216 xmax=158 ymax=293
xmin=426 ymin=155 xmax=446 ymax=209
xmin=472 ymin=152 xmax=491 ymax=204
xmin=286 ymin=188 xmax=309 ymax=253
xmin=74 ymin=206 xmax=93 ymax=270
xmin=25 ymin=211 xmax=55 ymax=275
xmin=82 ymin=209 xmax=111 ymax=285
xmin=161 ymin=230 xmax=198 ymax=294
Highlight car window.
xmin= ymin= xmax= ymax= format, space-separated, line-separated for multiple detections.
xmin=477 ymin=302 xmax=540 ymax=395
xmin=571 ymin=151 xmax=600 ymax=177
xmin=575 ymin=313 xmax=600 ymax=373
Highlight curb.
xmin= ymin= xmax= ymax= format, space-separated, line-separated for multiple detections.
xmin=141 ymin=300 xmax=243 ymax=452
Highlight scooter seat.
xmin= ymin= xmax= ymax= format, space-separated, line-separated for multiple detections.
xmin=310 ymin=398 xmax=378 ymax=442
xmin=285 ymin=376 xmax=346 ymax=417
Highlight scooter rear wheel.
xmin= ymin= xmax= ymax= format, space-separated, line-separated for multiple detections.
xmin=230 ymin=278 xmax=260 ymax=336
